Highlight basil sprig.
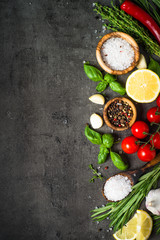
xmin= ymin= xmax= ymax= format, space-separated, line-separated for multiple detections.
xmin=85 ymin=125 xmax=128 ymax=169
xmin=84 ymin=63 xmax=126 ymax=95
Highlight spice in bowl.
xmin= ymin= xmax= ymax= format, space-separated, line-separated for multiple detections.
xmin=101 ymin=37 xmax=135 ymax=71
xmin=103 ymin=97 xmax=137 ymax=131
xmin=107 ymin=99 xmax=133 ymax=128
xmin=103 ymin=174 xmax=132 ymax=201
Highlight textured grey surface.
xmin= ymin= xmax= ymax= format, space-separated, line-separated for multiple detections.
xmin=0 ymin=0 xmax=159 ymax=239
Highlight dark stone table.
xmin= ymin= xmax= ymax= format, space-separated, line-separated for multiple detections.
xmin=0 ymin=0 xmax=159 ymax=239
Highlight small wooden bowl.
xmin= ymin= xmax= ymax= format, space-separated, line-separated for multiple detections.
xmin=96 ymin=32 xmax=140 ymax=75
xmin=103 ymin=97 xmax=137 ymax=131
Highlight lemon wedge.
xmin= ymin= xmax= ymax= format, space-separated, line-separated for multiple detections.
xmin=113 ymin=210 xmax=153 ymax=240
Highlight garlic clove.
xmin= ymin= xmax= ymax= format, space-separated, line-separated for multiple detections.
xmin=136 ymin=54 xmax=147 ymax=69
xmin=90 ymin=113 xmax=103 ymax=129
xmin=89 ymin=94 xmax=105 ymax=105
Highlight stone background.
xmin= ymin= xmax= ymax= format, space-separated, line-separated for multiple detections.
xmin=0 ymin=0 xmax=159 ymax=239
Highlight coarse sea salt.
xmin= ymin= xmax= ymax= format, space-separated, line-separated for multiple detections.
xmin=101 ymin=37 xmax=134 ymax=71
xmin=104 ymin=175 xmax=132 ymax=201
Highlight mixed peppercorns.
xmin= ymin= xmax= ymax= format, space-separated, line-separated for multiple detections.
xmin=107 ymin=100 xmax=133 ymax=128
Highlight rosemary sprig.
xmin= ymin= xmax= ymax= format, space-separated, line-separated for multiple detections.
xmin=153 ymin=215 xmax=160 ymax=234
xmin=94 ymin=2 xmax=160 ymax=57
xmin=91 ymin=163 xmax=160 ymax=232
xmin=89 ymin=164 xmax=104 ymax=182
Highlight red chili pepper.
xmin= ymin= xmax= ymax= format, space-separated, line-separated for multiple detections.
xmin=120 ymin=0 xmax=160 ymax=45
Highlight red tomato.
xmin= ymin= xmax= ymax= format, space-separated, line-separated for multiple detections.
xmin=150 ymin=132 xmax=160 ymax=149
xmin=131 ymin=121 xmax=149 ymax=139
xmin=156 ymin=95 xmax=160 ymax=107
xmin=147 ymin=107 xmax=160 ymax=123
xmin=137 ymin=144 xmax=156 ymax=162
xmin=121 ymin=136 xmax=139 ymax=154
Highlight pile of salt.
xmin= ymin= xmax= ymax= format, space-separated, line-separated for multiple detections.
xmin=101 ymin=37 xmax=134 ymax=71
xmin=103 ymin=175 xmax=132 ymax=201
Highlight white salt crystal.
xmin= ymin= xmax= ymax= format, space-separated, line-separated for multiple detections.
xmin=101 ymin=37 xmax=134 ymax=71
xmin=104 ymin=175 xmax=132 ymax=201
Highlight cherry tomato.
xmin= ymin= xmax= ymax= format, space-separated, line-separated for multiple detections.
xmin=147 ymin=107 xmax=160 ymax=123
xmin=121 ymin=136 xmax=139 ymax=154
xmin=156 ymin=95 xmax=160 ymax=107
xmin=137 ymin=144 xmax=156 ymax=162
xmin=131 ymin=121 xmax=149 ymax=139
xmin=150 ymin=132 xmax=160 ymax=149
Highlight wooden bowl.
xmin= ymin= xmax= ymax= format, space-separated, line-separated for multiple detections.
xmin=96 ymin=32 xmax=140 ymax=75
xmin=103 ymin=97 xmax=137 ymax=131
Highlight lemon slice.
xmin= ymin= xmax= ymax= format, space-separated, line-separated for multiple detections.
xmin=136 ymin=210 xmax=153 ymax=240
xmin=113 ymin=210 xmax=153 ymax=240
xmin=113 ymin=214 xmax=137 ymax=240
xmin=126 ymin=69 xmax=160 ymax=103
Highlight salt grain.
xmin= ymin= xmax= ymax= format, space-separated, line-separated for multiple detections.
xmin=104 ymin=175 xmax=132 ymax=201
xmin=101 ymin=37 xmax=134 ymax=71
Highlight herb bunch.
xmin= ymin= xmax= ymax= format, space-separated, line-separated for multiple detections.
xmin=91 ymin=163 xmax=160 ymax=232
xmin=94 ymin=2 xmax=160 ymax=57
xmin=89 ymin=164 xmax=104 ymax=182
xmin=153 ymin=215 xmax=160 ymax=234
xmin=84 ymin=62 xmax=126 ymax=95
xmin=132 ymin=0 xmax=160 ymax=25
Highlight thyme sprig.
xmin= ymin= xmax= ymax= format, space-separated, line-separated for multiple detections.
xmin=91 ymin=163 xmax=160 ymax=232
xmin=89 ymin=164 xmax=104 ymax=182
xmin=94 ymin=2 xmax=160 ymax=57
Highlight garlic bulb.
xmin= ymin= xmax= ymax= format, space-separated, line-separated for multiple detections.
xmin=145 ymin=189 xmax=160 ymax=215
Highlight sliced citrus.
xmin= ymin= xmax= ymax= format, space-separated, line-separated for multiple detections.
xmin=113 ymin=213 xmax=137 ymax=240
xmin=136 ymin=210 xmax=153 ymax=240
xmin=113 ymin=210 xmax=153 ymax=240
xmin=126 ymin=69 xmax=160 ymax=103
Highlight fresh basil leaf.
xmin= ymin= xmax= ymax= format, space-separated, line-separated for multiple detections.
xmin=109 ymin=81 xmax=126 ymax=95
xmin=85 ymin=125 xmax=102 ymax=145
xmin=84 ymin=63 xmax=103 ymax=82
xmin=96 ymin=81 xmax=108 ymax=92
xmin=102 ymin=133 xmax=114 ymax=148
xmin=148 ymin=58 xmax=160 ymax=78
xmin=98 ymin=145 xmax=109 ymax=164
xmin=110 ymin=151 xmax=128 ymax=170
xmin=104 ymin=73 xmax=116 ymax=83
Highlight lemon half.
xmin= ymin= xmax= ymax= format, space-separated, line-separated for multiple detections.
xmin=126 ymin=69 xmax=160 ymax=103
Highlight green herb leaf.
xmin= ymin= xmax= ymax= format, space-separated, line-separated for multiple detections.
xmin=148 ymin=58 xmax=160 ymax=78
xmin=110 ymin=151 xmax=128 ymax=170
xmin=96 ymin=80 xmax=108 ymax=92
xmin=85 ymin=125 xmax=102 ymax=145
xmin=98 ymin=145 xmax=109 ymax=164
xmin=104 ymin=73 xmax=116 ymax=83
xmin=102 ymin=133 xmax=114 ymax=148
xmin=84 ymin=63 xmax=103 ymax=82
xmin=109 ymin=81 xmax=126 ymax=95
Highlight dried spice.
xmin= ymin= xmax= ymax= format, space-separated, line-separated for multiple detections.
xmin=107 ymin=100 xmax=133 ymax=128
